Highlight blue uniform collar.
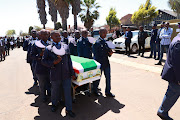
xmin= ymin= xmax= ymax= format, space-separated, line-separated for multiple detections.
xmin=99 ymin=37 xmax=105 ymax=41
xmin=41 ymin=40 xmax=48 ymax=46
xmin=53 ymin=42 xmax=61 ymax=49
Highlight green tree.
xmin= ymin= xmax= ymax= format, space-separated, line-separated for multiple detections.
xmin=28 ymin=26 xmax=34 ymax=34
xmin=168 ymin=0 xmax=180 ymax=19
xmin=79 ymin=0 xmax=100 ymax=30
xmin=34 ymin=26 xmax=42 ymax=31
xmin=6 ymin=30 xmax=16 ymax=37
xmin=55 ymin=22 xmax=62 ymax=30
xmin=106 ymin=8 xmax=121 ymax=31
xmin=36 ymin=0 xmax=47 ymax=29
xmin=131 ymin=0 xmax=158 ymax=26
xmin=48 ymin=0 xmax=58 ymax=29
xmin=71 ymin=0 xmax=81 ymax=30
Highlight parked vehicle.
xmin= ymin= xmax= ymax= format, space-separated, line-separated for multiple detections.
xmin=92 ymin=29 xmax=114 ymax=41
xmin=112 ymin=30 xmax=151 ymax=53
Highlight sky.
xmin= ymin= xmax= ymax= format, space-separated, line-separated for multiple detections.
xmin=0 ymin=0 xmax=171 ymax=36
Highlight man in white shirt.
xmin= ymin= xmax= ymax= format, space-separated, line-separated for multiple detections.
xmin=156 ymin=22 xmax=173 ymax=65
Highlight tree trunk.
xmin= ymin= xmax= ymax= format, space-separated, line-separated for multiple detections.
xmin=177 ymin=13 xmax=180 ymax=19
xmin=74 ymin=14 xmax=77 ymax=30
xmin=54 ymin=22 xmax=56 ymax=30
xmin=43 ymin=24 xmax=46 ymax=29
xmin=62 ymin=18 xmax=67 ymax=30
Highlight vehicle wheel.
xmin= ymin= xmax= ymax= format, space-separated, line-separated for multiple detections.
xmin=131 ymin=44 xmax=138 ymax=53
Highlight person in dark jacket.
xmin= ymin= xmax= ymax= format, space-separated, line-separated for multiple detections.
xmin=61 ymin=30 xmax=69 ymax=45
xmin=138 ymin=26 xmax=148 ymax=57
xmin=31 ymin=30 xmax=51 ymax=102
xmin=92 ymin=27 xmax=115 ymax=97
xmin=149 ymin=24 xmax=158 ymax=59
xmin=125 ymin=27 xmax=133 ymax=56
xmin=77 ymin=29 xmax=92 ymax=59
xmin=42 ymin=31 xmax=76 ymax=117
xmin=157 ymin=33 xmax=180 ymax=120
xmin=23 ymin=30 xmax=38 ymax=86
xmin=69 ymin=30 xmax=80 ymax=56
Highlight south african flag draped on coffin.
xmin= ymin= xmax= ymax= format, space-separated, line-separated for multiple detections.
xmin=70 ymin=55 xmax=101 ymax=82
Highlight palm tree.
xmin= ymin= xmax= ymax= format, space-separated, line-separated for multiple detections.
xmin=79 ymin=0 xmax=100 ymax=31
xmin=51 ymin=0 xmax=70 ymax=30
xmin=71 ymin=0 xmax=81 ymax=30
xmin=168 ymin=0 xmax=180 ymax=19
xmin=47 ymin=0 xmax=58 ymax=29
xmin=36 ymin=0 xmax=47 ymax=29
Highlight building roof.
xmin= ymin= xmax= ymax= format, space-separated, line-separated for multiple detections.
xmin=159 ymin=9 xmax=177 ymax=17
xmin=120 ymin=14 xmax=133 ymax=25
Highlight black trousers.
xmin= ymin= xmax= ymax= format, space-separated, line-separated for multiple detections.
xmin=125 ymin=43 xmax=131 ymax=55
xmin=138 ymin=43 xmax=145 ymax=55
xmin=6 ymin=48 xmax=9 ymax=55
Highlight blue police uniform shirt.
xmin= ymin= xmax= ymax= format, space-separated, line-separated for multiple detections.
xmin=69 ymin=38 xmax=78 ymax=56
xmin=31 ymin=40 xmax=49 ymax=75
xmin=93 ymin=37 xmax=111 ymax=69
xmin=151 ymin=29 xmax=158 ymax=43
xmin=42 ymin=42 xmax=74 ymax=81
xmin=77 ymin=37 xmax=92 ymax=59
xmin=161 ymin=34 xmax=180 ymax=85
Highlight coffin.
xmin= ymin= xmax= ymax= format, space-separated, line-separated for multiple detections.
xmin=71 ymin=55 xmax=101 ymax=82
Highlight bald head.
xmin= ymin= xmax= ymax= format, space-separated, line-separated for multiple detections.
xmin=40 ymin=29 xmax=48 ymax=41
xmin=99 ymin=27 xmax=107 ymax=39
xmin=81 ymin=29 xmax=88 ymax=38
xmin=51 ymin=30 xmax=61 ymax=43
xmin=31 ymin=29 xmax=37 ymax=38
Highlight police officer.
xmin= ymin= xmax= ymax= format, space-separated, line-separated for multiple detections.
xmin=42 ymin=31 xmax=76 ymax=117
xmin=157 ymin=29 xmax=180 ymax=120
xmin=61 ymin=30 xmax=69 ymax=45
xmin=23 ymin=30 xmax=38 ymax=86
xmin=92 ymin=27 xmax=115 ymax=97
xmin=31 ymin=30 xmax=51 ymax=102
xmin=0 ymin=37 xmax=5 ymax=61
xmin=69 ymin=30 xmax=80 ymax=56
xmin=125 ymin=27 xmax=133 ymax=56
xmin=77 ymin=29 xmax=92 ymax=59
xmin=149 ymin=24 xmax=158 ymax=59
xmin=138 ymin=26 xmax=148 ymax=57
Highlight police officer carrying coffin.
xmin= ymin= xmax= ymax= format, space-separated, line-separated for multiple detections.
xmin=92 ymin=27 xmax=115 ymax=97
xmin=42 ymin=31 xmax=76 ymax=117
xmin=69 ymin=30 xmax=80 ymax=56
xmin=138 ymin=26 xmax=148 ymax=57
xmin=61 ymin=30 xmax=69 ymax=45
xmin=149 ymin=24 xmax=158 ymax=59
xmin=30 ymin=30 xmax=51 ymax=102
xmin=23 ymin=30 xmax=38 ymax=86
xmin=77 ymin=29 xmax=92 ymax=59
xmin=157 ymin=23 xmax=180 ymax=120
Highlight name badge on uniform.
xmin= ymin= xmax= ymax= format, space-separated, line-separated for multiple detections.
xmin=83 ymin=42 xmax=85 ymax=45
xmin=101 ymin=44 xmax=103 ymax=48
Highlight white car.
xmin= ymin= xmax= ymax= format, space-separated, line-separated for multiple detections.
xmin=113 ymin=30 xmax=151 ymax=53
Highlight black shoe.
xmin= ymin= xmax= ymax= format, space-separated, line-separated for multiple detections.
xmin=105 ymin=92 xmax=115 ymax=97
xmin=148 ymin=56 xmax=152 ymax=58
xmin=51 ymin=105 xmax=57 ymax=112
xmin=66 ymin=110 xmax=76 ymax=118
xmin=141 ymin=55 xmax=144 ymax=57
xmin=94 ymin=92 xmax=101 ymax=96
xmin=155 ymin=62 xmax=162 ymax=65
xmin=155 ymin=58 xmax=159 ymax=60
xmin=157 ymin=112 xmax=173 ymax=120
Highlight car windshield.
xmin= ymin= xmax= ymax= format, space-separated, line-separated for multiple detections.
xmin=94 ymin=31 xmax=99 ymax=35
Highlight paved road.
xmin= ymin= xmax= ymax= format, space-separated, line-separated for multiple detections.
xmin=0 ymin=48 xmax=179 ymax=120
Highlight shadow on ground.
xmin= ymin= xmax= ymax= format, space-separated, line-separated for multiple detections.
xmin=25 ymin=87 xmax=125 ymax=120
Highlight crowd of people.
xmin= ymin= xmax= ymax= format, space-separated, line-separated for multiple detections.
xmin=23 ymin=28 xmax=114 ymax=118
xmin=0 ymin=36 xmax=24 ymax=62
xmin=122 ymin=22 xmax=173 ymax=67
